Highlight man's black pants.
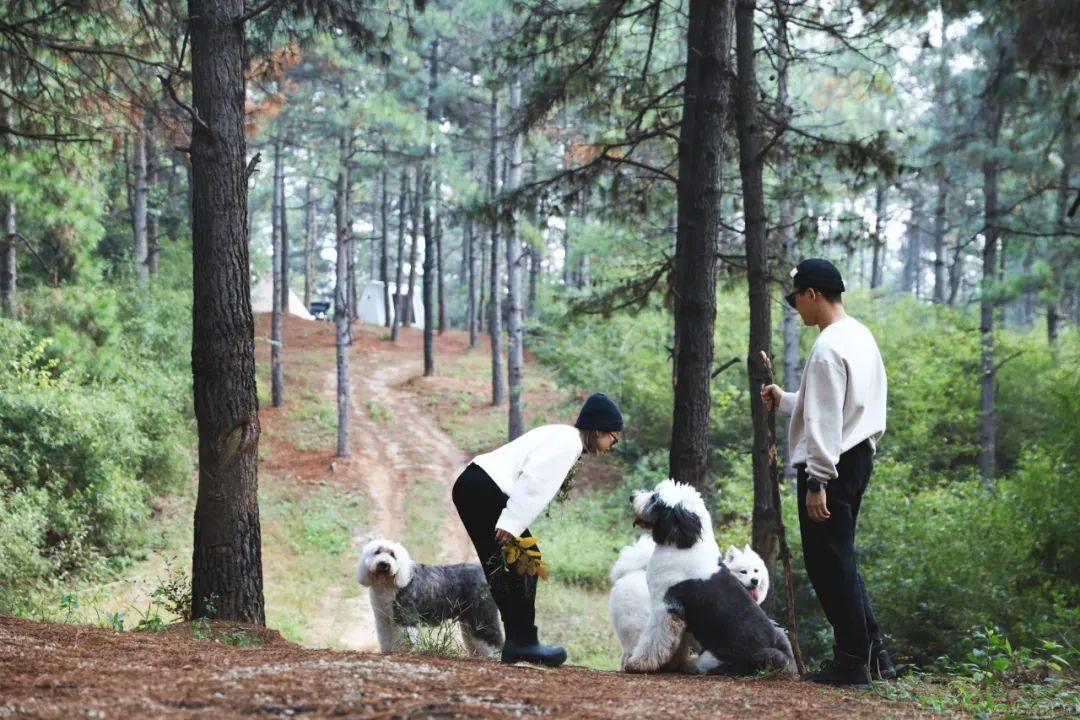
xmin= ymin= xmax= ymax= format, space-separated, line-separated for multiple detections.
xmin=452 ymin=463 xmax=537 ymax=637
xmin=797 ymin=440 xmax=882 ymax=662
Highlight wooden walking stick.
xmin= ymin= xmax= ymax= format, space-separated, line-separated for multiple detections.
xmin=760 ymin=350 xmax=806 ymax=675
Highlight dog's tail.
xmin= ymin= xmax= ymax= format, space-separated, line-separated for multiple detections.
xmin=609 ymin=535 xmax=655 ymax=583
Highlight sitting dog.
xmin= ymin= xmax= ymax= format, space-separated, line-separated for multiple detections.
xmin=621 ymin=480 xmax=796 ymax=676
xmin=357 ymin=538 xmax=502 ymax=657
xmin=610 ymin=537 xmax=774 ymax=670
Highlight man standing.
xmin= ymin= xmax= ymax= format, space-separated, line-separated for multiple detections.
xmin=760 ymin=258 xmax=895 ymax=687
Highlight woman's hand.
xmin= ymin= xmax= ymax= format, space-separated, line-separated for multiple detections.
xmin=495 ymin=528 xmax=514 ymax=546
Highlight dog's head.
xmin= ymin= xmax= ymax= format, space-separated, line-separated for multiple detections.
xmin=630 ymin=479 xmax=711 ymax=550
xmin=724 ymin=544 xmax=769 ymax=605
xmin=357 ymin=538 xmax=414 ymax=589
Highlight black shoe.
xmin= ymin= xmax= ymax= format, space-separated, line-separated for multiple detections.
xmin=870 ymin=639 xmax=897 ymax=681
xmin=806 ymin=654 xmax=872 ymax=689
xmin=501 ymin=625 xmax=567 ymax=667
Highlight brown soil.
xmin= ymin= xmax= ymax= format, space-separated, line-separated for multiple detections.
xmin=0 ymin=315 xmax=940 ymax=719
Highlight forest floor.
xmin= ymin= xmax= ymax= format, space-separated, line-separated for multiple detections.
xmin=0 ymin=315 xmax=960 ymax=719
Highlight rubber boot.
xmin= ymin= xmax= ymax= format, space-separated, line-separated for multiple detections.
xmin=500 ymin=624 xmax=567 ymax=667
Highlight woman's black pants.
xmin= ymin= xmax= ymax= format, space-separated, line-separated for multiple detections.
xmin=452 ymin=463 xmax=538 ymax=637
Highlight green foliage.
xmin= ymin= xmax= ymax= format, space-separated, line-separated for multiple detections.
xmin=0 ymin=282 xmax=194 ymax=609
xmin=531 ymin=489 xmax=636 ymax=588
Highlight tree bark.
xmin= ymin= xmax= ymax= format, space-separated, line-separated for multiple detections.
xmin=1 ymin=197 xmax=15 ymax=318
xmin=871 ymin=182 xmax=886 ymax=290
xmin=188 ymin=0 xmax=264 ymax=625
xmin=303 ymin=180 xmax=315 ymax=311
xmin=422 ymin=162 xmax=436 ymax=376
xmin=278 ymin=139 xmax=289 ymax=314
xmin=406 ymin=170 xmax=420 ymax=328
xmin=1049 ymin=89 xmax=1074 ymax=347
xmin=335 ymin=125 xmax=352 ymax=458
xmin=977 ymin=46 xmax=1013 ymax=482
xmin=466 ymin=147 xmax=479 ymax=348
xmin=133 ymin=113 xmax=150 ymax=288
xmin=735 ymin=0 xmax=777 ymax=570
xmin=506 ymin=79 xmax=526 ymax=440
xmin=271 ymin=134 xmax=284 ymax=408
xmin=391 ymin=169 xmax=407 ymax=341
xmin=932 ymin=17 xmax=949 ymax=304
xmin=489 ymin=82 xmax=505 ymax=407
xmin=380 ymin=146 xmax=391 ymax=328
xmin=668 ymin=0 xmax=733 ymax=492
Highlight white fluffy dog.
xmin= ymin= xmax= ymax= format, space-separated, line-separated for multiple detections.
xmin=621 ymin=480 xmax=721 ymax=672
xmin=618 ymin=480 xmax=796 ymax=676
xmin=357 ymin=538 xmax=503 ymax=657
xmin=610 ymin=538 xmax=772 ymax=670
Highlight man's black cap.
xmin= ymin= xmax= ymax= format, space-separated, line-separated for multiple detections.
xmin=790 ymin=258 xmax=845 ymax=292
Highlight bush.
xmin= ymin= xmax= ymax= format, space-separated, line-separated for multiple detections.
xmin=0 ymin=284 xmax=194 ymax=608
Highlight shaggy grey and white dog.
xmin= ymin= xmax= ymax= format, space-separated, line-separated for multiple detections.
xmin=622 ymin=480 xmax=796 ymax=677
xmin=357 ymin=538 xmax=503 ymax=657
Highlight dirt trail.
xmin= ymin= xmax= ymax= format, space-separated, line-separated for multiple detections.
xmin=301 ymin=322 xmax=476 ymax=652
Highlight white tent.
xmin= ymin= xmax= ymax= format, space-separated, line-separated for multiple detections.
xmin=251 ymin=273 xmax=314 ymax=320
xmin=357 ymin=280 xmax=425 ymax=329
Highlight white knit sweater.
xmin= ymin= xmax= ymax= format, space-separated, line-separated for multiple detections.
xmin=778 ymin=316 xmax=887 ymax=481
xmin=470 ymin=424 xmax=584 ymax=536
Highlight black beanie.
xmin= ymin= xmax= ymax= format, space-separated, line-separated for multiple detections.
xmin=574 ymin=393 xmax=624 ymax=431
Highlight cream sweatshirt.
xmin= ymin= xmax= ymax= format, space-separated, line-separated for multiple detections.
xmin=470 ymin=424 xmax=584 ymax=536
xmin=778 ymin=316 xmax=887 ymax=481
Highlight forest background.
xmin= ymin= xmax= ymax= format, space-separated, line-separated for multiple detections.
xmin=0 ymin=0 xmax=1078 ymax=714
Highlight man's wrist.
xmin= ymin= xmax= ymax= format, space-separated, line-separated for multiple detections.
xmin=807 ymin=478 xmax=829 ymax=493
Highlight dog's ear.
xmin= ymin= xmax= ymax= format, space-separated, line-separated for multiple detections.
xmin=725 ymin=545 xmax=738 ymax=563
xmin=394 ymin=558 xmax=414 ymax=589
xmin=652 ymin=504 xmax=703 ymax=549
xmin=357 ymin=558 xmax=373 ymax=587
xmin=743 ymin=543 xmax=753 ymax=557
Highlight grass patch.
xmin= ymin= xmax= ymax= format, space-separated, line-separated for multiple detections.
xmin=403 ymin=475 xmax=448 ymax=562
xmin=535 ymin=579 xmax=620 ymax=670
xmin=530 ymin=488 xmax=637 ymax=589
xmin=287 ymin=387 xmax=337 ymax=450
xmin=260 ymin=478 xmax=371 ymax=645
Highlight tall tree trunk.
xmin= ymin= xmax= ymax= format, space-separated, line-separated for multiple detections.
xmin=391 ymin=169 xmax=407 ymax=341
xmin=436 ymin=203 xmax=446 ymax=334
xmin=406 ymin=170 xmax=420 ymax=328
xmin=133 ymin=113 xmax=150 ymax=288
xmin=526 ymin=148 xmax=540 ymax=320
xmin=506 ymin=80 xmax=526 ymax=440
xmin=335 ymin=126 xmax=352 ymax=457
xmin=380 ymin=148 xmax=391 ymax=327
xmin=146 ymin=115 xmax=160 ymax=280
xmin=303 ymin=180 xmax=315 ymax=311
xmin=489 ymin=82 xmax=505 ymax=407
xmin=775 ymin=0 xmax=800 ymax=477
xmin=978 ymin=46 xmax=1013 ymax=482
xmin=932 ymin=16 xmax=950 ymax=304
xmin=1049 ymin=89 xmax=1074 ymax=347
xmin=188 ymin=0 xmax=264 ymax=625
xmin=1 ymin=197 xmax=15 ymax=318
xmin=735 ymin=0 xmax=776 ymax=568
xmin=271 ymin=134 xmax=285 ymax=408
xmin=669 ymin=0 xmax=733 ymax=491
xmin=466 ymin=147 xmax=479 ymax=348
xmin=904 ymin=190 xmax=924 ymax=297
xmin=871 ymin=182 xmax=886 ymax=289
xmin=422 ymin=163 xmax=436 ymax=376
xmin=278 ymin=139 xmax=289 ymax=314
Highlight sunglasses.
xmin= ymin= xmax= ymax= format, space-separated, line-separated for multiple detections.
xmin=785 ymin=287 xmax=809 ymax=308
xmin=607 ymin=431 xmax=619 ymax=446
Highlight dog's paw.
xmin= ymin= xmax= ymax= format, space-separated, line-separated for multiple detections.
xmin=623 ymin=654 xmax=658 ymax=673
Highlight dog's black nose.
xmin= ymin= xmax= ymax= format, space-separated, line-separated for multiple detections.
xmin=376 ymin=561 xmax=390 ymax=572
xmin=750 ymin=578 xmax=759 ymax=587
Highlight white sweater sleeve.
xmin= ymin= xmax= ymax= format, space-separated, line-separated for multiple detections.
xmin=778 ymin=390 xmax=799 ymax=415
xmin=495 ymin=441 xmax=582 ymax=536
xmin=802 ymin=356 xmax=847 ymax=481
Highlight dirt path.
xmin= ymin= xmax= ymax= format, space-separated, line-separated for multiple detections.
xmin=301 ymin=323 xmax=476 ymax=652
